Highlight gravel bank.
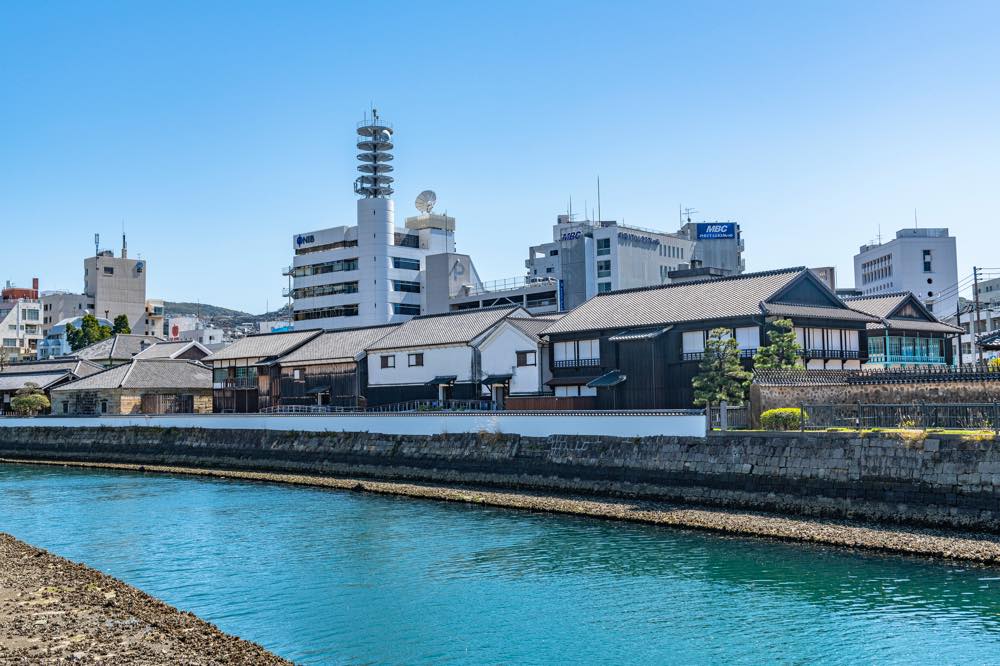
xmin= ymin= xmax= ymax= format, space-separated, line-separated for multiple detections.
xmin=4 ymin=458 xmax=1000 ymax=566
xmin=0 ymin=533 xmax=290 ymax=665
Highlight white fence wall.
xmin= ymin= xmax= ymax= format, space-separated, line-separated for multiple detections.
xmin=0 ymin=412 xmax=707 ymax=438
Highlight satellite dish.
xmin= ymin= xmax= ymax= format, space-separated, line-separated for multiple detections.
xmin=415 ymin=190 xmax=437 ymax=214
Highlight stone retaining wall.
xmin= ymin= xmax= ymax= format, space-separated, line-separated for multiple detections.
xmin=1 ymin=426 xmax=998 ymax=530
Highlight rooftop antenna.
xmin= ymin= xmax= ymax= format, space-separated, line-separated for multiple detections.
xmin=121 ymin=219 xmax=128 ymax=259
xmin=682 ymin=207 xmax=698 ymax=224
xmin=876 ymin=225 xmax=882 ymax=244
xmin=354 ymin=106 xmax=394 ymax=198
xmin=914 ymin=208 xmax=919 ymax=228
xmin=596 ymin=176 xmax=602 ymax=224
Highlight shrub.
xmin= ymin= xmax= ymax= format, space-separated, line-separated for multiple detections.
xmin=760 ymin=407 xmax=807 ymax=431
xmin=10 ymin=392 xmax=50 ymax=416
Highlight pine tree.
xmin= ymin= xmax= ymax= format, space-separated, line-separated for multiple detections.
xmin=112 ymin=314 xmax=131 ymax=335
xmin=754 ymin=317 xmax=802 ymax=370
xmin=692 ymin=327 xmax=752 ymax=407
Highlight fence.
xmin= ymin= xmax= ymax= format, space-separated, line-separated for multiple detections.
xmin=709 ymin=404 xmax=749 ymax=430
xmin=798 ymin=403 xmax=1000 ymax=433
xmin=367 ymin=399 xmax=498 ymax=413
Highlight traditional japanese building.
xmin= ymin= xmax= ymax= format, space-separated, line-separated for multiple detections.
xmin=842 ymin=292 xmax=962 ymax=367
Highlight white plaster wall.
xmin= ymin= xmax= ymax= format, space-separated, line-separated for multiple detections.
xmin=368 ymin=345 xmax=473 ymax=386
xmin=479 ymin=324 xmax=540 ymax=394
xmin=0 ymin=412 xmax=707 ymax=438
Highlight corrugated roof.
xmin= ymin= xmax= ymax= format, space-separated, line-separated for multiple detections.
xmin=202 ymin=330 xmax=321 ymax=362
xmin=542 ymin=268 xmax=821 ymax=335
xmin=367 ymin=306 xmax=522 ymax=351
xmin=506 ymin=316 xmax=561 ymax=340
xmin=75 ymin=334 xmax=165 ymax=362
xmin=275 ymin=324 xmax=399 ymax=364
xmin=52 ymin=359 xmax=211 ymax=391
xmin=0 ymin=372 xmax=71 ymax=391
xmin=0 ymin=358 xmax=103 ymax=377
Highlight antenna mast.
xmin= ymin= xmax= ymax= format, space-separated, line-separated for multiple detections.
xmin=354 ymin=108 xmax=394 ymax=198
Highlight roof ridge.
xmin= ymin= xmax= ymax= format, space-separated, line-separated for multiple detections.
xmin=409 ymin=304 xmax=519 ymax=321
xmin=843 ymin=292 xmax=911 ymax=301
xmin=590 ymin=266 xmax=805 ymax=299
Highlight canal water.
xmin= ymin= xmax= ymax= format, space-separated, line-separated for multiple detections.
xmin=1 ymin=463 xmax=999 ymax=665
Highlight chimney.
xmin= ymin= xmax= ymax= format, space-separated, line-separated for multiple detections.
xmin=32 ymin=277 xmax=38 ymax=297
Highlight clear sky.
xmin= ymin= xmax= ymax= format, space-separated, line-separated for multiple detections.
xmin=2 ymin=1 xmax=998 ymax=313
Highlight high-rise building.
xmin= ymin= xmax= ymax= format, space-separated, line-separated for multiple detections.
xmin=852 ymin=228 xmax=958 ymax=316
xmin=287 ymin=111 xmax=456 ymax=330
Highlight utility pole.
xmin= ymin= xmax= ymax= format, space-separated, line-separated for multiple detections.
xmin=956 ymin=299 xmax=964 ymax=367
xmin=973 ymin=266 xmax=985 ymax=365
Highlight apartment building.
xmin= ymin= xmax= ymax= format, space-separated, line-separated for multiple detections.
xmin=0 ymin=280 xmax=42 ymax=362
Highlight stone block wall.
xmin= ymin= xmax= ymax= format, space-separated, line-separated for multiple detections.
xmin=1 ymin=426 xmax=999 ymax=530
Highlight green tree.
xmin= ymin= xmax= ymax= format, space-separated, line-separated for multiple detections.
xmin=692 ymin=327 xmax=752 ymax=408
xmin=753 ymin=318 xmax=802 ymax=370
xmin=10 ymin=383 xmax=50 ymax=416
xmin=989 ymin=357 xmax=1000 ymax=371
xmin=66 ymin=314 xmax=113 ymax=351
xmin=112 ymin=314 xmax=131 ymax=335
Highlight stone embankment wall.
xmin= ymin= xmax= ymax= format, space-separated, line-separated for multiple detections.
xmin=751 ymin=381 xmax=1000 ymax=421
xmin=1 ymin=426 xmax=999 ymax=530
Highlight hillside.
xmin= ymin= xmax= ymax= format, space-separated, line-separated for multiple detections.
xmin=163 ymin=302 xmax=251 ymax=319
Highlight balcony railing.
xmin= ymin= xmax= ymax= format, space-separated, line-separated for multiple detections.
xmin=683 ymin=349 xmax=757 ymax=361
xmin=801 ymin=349 xmax=861 ymax=359
xmin=553 ymin=358 xmax=601 ymax=368
xmin=217 ymin=377 xmax=258 ymax=390
xmin=867 ymin=353 xmax=948 ymax=365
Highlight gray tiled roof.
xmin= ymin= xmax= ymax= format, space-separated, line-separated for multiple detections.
xmin=506 ymin=316 xmax=561 ymax=340
xmin=761 ymin=303 xmax=880 ymax=322
xmin=75 ymin=334 xmax=165 ymax=362
xmin=542 ymin=268 xmax=848 ymax=336
xmin=367 ymin=306 xmax=523 ymax=351
xmin=202 ymin=330 xmax=321 ymax=363
xmin=0 ymin=358 xmax=104 ymax=378
xmin=275 ymin=324 xmax=399 ymax=365
xmin=133 ymin=340 xmax=208 ymax=359
xmin=0 ymin=372 xmax=72 ymax=391
xmin=844 ymin=293 xmax=962 ymax=333
xmin=52 ymin=359 xmax=211 ymax=392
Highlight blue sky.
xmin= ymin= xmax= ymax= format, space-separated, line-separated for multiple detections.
xmin=2 ymin=1 xmax=998 ymax=312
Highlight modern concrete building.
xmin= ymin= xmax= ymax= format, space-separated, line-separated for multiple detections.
xmin=286 ymin=112 xmax=457 ymax=330
xmin=853 ymin=228 xmax=958 ymax=317
xmin=423 ymin=253 xmax=560 ymax=316
xmin=0 ymin=280 xmax=42 ymax=362
xmin=42 ymin=235 xmax=162 ymax=337
xmin=944 ymin=278 xmax=1000 ymax=363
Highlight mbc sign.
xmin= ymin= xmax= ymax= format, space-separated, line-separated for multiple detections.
xmin=696 ymin=223 xmax=736 ymax=239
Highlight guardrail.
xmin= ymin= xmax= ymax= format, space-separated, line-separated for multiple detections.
xmin=797 ymin=403 xmax=1000 ymax=433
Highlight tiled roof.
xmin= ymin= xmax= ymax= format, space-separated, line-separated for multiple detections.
xmin=753 ymin=369 xmax=851 ymax=386
xmin=52 ymin=359 xmax=211 ymax=391
xmin=542 ymin=268 xmax=855 ymax=336
xmin=75 ymin=335 xmax=165 ymax=362
xmin=608 ymin=326 xmax=672 ymax=342
xmin=844 ymin=293 xmax=962 ymax=333
xmin=978 ymin=329 xmax=1000 ymax=347
xmin=762 ymin=303 xmax=880 ymax=322
xmin=506 ymin=316 xmax=561 ymax=340
xmin=275 ymin=324 xmax=399 ymax=365
xmin=0 ymin=358 xmax=104 ymax=378
xmin=202 ymin=330 xmax=321 ymax=363
xmin=367 ymin=306 xmax=523 ymax=351
xmin=0 ymin=371 xmax=72 ymax=391
xmin=133 ymin=340 xmax=205 ymax=359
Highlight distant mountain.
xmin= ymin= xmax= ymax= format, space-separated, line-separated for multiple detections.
xmin=163 ymin=302 xmax=251 ymax=319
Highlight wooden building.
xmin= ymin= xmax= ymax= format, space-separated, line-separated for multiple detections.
xmin=0 ymin=358 xmax=104 ymax=414
xmin=539 ymin=267 xmax=884 ymax=410
xmin=842 ymin=292 xmax=962 ymax=366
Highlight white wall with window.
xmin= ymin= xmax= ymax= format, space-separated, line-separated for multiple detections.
xmin=367 ymin=345 xmax=474 ymax=387
xmin=554 ymin=385 xmax=597 ymax=397
xmin=478 ymin=322 xmax=543 ymax=395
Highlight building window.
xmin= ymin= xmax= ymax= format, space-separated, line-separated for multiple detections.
xmin=290 ymin=281 xmax=359 ymax=299
xmin=596 ymin=238 xmax=610 ymax=256
xmin=549 ymin=249 xmax=559 ymax=256
xmin=100 ymin=400 xmax=108 ymax=413
xmin=546 ymin=267 xmax=554 ymax=273
xmin=923 ymin=250 xmax=932 ymax=272
xmin=291 ymin=258 xmax=359 ymax=277
xmin=392 ymin=280 xmax=421 ymax=293
xmin=596 ymin=260 xmax=611 ymax=279
xmin=555 ymin=385 xmax=597 ymax=397
xmin=597 ymin=282 xmax=611 ymax=293
xmin=392 ymin=303 xmax=421 ymax=315
xmin=292 ymin=304 xmax=360 ymax=321
xmin=392 ymin=257 xmax=421 ymax=271
xmin=62 ymin=402 xmax=68 ymax=414
xmin=294 ymin=239 xmax=359 ymax=255
xmin=381 ymin=355 xmax=395 ymax=369
xmin=516 ymin=351 xmax=536 ymax=367
xmin=24 ymin=310 xmax=39 ymax=321
xmin=408 ymin=353 xmax=424 ymax=367
xmin=103 ymin=266 xmax=114 ymax=275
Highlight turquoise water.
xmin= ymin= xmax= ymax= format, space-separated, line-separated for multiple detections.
xmin=1 ymin=464 xmax=999 ymax=665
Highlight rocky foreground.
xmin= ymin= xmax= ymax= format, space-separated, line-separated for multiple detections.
xmin=0 ymin=533 xmax=290 ymax=665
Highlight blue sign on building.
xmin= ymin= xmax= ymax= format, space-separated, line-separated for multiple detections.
xmin=696 ymin=223 xmax=736 ymax=239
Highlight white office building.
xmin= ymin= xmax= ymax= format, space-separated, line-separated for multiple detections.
xmin=943 ymin=276 xmax=1000 ymax=363
xmin=853 ymin=228 xmax=958 ymax=317
xmin=287 ymin=112 xmax=457 ymax=330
